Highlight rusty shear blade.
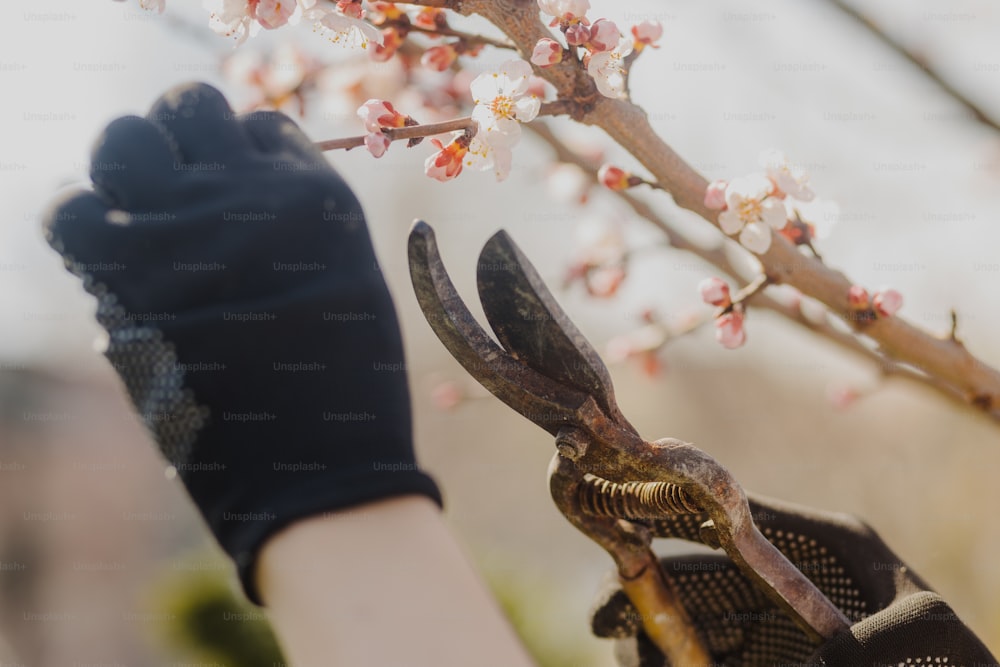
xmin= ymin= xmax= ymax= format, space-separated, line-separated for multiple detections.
xmin=408 ymin=220 xmax=591 ymax=435
xmin=476 ymin=230 xmax=635 ymax=432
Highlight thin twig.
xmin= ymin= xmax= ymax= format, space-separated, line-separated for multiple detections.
xmin=314 ymin=100 xmax=574 ymax=151
xmin=400 ymin=21 xmax=517 ymax=50
xmin=824 ymin=0 xmax=1000 ymax=134
xmin=315 ymin=117 xmax=476 ymax=151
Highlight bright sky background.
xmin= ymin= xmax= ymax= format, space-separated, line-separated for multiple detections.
xmin=1 ymin=0 xmax=999 ymax=374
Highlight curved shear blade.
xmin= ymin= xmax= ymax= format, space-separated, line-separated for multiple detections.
xmin=476 ymin=230 xmax=633 ymax=431
xmin=407 ymin=221 xmax=588 ymax=435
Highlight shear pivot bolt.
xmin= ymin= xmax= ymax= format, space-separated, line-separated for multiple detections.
xmin=555 ymin=427 xmax=589 ymax=461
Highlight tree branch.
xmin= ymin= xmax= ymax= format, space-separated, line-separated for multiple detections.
xmin=824 ymin=0 xmax=1000 ymax=134
xmin=499 ymin=9 xmax=1000 ymax=425
xmin=315 ymin=101 xmax=572 ymax=152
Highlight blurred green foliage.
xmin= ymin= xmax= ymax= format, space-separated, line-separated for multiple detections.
xmin=147 ymin=554 xmax=284 ymax=666
xmin=148 ymin=551 xmax=604 ymax=666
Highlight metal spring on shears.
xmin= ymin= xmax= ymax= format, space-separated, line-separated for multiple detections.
xmin=577 ymin=476 xmax=702 ymax=519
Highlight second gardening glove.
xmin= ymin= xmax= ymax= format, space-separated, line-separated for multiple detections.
xmin=590 ymin=494 xmax=998 ymax=666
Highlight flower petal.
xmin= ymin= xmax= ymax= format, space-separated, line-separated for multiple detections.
xmin=718 ymin=209 xmax=744 ymax=235
xmin=739 ymin=222 xmax=772 ymax=253
xmin=760 ymin=198 xmax=788 ymax=230
xmin=469 ymin=72 xmax=500 ymax=104
xmin=513 ymin=95 xmax=540 ymax=122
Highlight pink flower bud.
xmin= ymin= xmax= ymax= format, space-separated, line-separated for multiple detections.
xmin=565 ymin=23 xmax=591 ymax=46
xmin=715 ymin=310 xmax=746 ymax=349
xmin=631 ymin=20 xmax=663 ymax=48
xmin=414 ymin=7 xmax=446 ymax=30
xmin=847 ymin=285 xmax=870 ymax=310
xmin=598 ymin=164 xmax=632 ymax=190
xmin=255 ymin=0 xmax=296 ymax=29
xmin=872 ymin=288 xmax=903 ymax=317
xmin=588 ymin=18 xmax=621 ymax=52
xmin=370 ymin=28 xmax=403 ymax=62
xmin=530 ymin=38 xmax=564 ymax=68
xmin=703 ymin=180 xmax=728 ymax=210
xmin=586 ymin=265 xmax=626 ymax=297
xmin=421 ymin=44 xmax=458 ymax=72
xmin=364 ymin=131 xmax=391 ymax=158
xmin=358 ymin=98 xmax=408 ymax=132
xmin=424 ymin=138 xmax=468 ymax=182
xmin=337 ymin=0 xmax=364 ymax=20
xmin=699 ymin=277 xmax=732 ymax=307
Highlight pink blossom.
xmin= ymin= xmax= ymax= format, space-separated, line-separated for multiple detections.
xmin=531 ymin=38 xmax=563 ymax=68
xmin=470 ymin=59 xmax=540 ymax=147
xmin=364 ymin=131 xmax=391 ymax=158
xmin=598 ymin=164 xmax=632 ymax=190
xmin=424 ymin=138 xmax=468 ymax=182
xmin=872 ymin=288 xmax=903 ymax=317
xmin=537 ymin=0 xmax=590 ymax=21
xmin=704 ymin=179 xmax=728 ymax=210
xmin=847 ymin=285 xmax=870 ymax=310
xmin=414 ymin=7 xmax=447 ymax=30
xmin=255 ymin=0 xmax=295 ymax=28
xmin=588 ymin=18 xmax=621 ymax=52
xmin=564 ymin=23 xmax=591 ymax=46
xmin=370 ymin=27 xmax=403 ymax=62
xmin=631 ymin=20 xmax=662 ymax=49
xmin=421 ymin=44 xmax=458 ymax=71
xmin=587 ymin=37 xmax=632 ymax=98
xmin=317 ymin=6 xmax=384 ymax=48
xmin=699 ymin=277 xmax=731 ymax=308
xmin=336 ymin=0 xmax=362 ymax=20
xmin=715 ymin=310 xmax=746 ymax=349
xmin=759 ymin=148 xmax=814 ymax=201
xmin=718 ymin=173 xmax=787 ymax=253
xmin=357 ymin=99 xmax=408 ymax=132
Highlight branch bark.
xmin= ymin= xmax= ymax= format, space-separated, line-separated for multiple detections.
xmin=461 ymin=0 xmax=1000 ymax=423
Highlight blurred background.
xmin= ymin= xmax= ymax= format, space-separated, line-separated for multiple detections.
xmin=2 ymin=0 xmax=1000 ymax=664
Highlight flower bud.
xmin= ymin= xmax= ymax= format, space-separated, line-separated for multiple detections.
xmin=847 ymin=285 xmax=870 ymax=310
xmin=715 ymin=310 xmax=746 ymax=349
xmin=530 ymin=38 xmax=564 ymax=68
xmin=699 ymin=277 xmax=732 ymax=308
xmin=873 ymin=288 xmax=902 ymax=317
xmin=703 ymin=180 xmax=728 ymax=210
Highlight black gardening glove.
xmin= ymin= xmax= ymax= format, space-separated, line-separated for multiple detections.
xmin=43 ymin=82 xmax=442 ymax=603
xmin=590 ymin=495 xmax=997 ymax=666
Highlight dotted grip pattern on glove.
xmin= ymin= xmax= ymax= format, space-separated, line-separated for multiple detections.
xmin=590 ymin=494 xmax=998 ymax=666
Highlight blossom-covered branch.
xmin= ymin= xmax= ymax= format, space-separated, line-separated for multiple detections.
xmin=464 ymin=1 xmax=1000 ymax=423
xmin=315 ymin=116 xmax=477 ymax=152
xmin=130 ymin=0 xmax=1000 ymax=425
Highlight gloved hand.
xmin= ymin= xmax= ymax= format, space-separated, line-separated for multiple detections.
xmin=589 ymin=495 xmax=998 ymax=666
xmin=43 ymin=82 xmax=442 ymax=603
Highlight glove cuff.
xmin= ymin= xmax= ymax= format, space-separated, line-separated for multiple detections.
xmin=809 ymin=591 xmax=998 ymax=666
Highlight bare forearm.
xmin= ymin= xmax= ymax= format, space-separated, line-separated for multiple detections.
xmin=256 ymin=495 xmax=537 ymax=667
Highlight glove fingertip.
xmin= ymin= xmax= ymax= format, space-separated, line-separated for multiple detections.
xmin=41 ymin=189 xmax=112 ymax=253
xmin=591 ymin=583 xmax=642 ymax=639
xmin=239 ymin=108 xmax=325 ymax=163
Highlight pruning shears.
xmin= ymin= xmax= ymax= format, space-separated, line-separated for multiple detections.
xmin=407 ymin=221 xmax=850 ymax=663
